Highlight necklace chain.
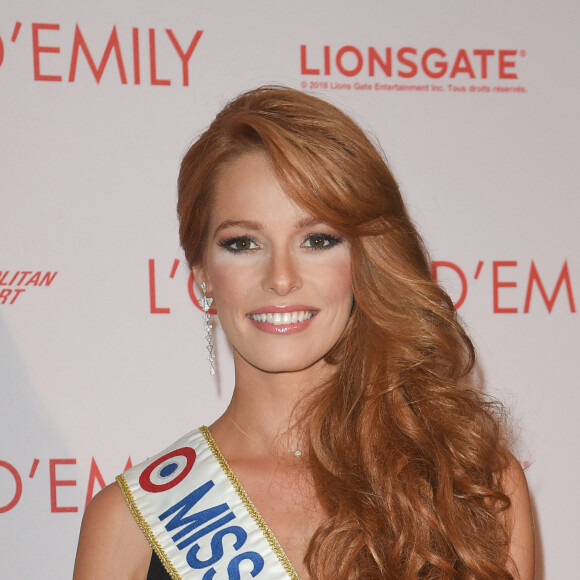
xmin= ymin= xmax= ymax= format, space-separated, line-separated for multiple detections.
xmin=229 ymin=417 xmax=303 ymax=457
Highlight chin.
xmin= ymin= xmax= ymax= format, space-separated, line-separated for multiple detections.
xmin=239 ymin=350 xmax=329 ymax=375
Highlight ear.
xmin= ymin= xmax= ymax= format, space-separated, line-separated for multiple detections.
xmin=192 ymin=266 xmax=213 ymax=294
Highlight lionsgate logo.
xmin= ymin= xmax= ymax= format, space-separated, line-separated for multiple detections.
xmin=299 ymin=45 xmax=527 ymax=94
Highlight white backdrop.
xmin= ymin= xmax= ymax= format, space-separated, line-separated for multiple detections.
xmin=1 ymin=1 xmax=578 ymax=578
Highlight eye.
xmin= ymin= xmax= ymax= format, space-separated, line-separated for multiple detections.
xmin=219 ymin=236 xmax=259 ymax=253
xmin=303 ymin=233 xmax=343 ymax=250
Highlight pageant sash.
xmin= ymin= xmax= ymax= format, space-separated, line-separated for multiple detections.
xmin=117 ymin=427 xmax=299 ymax=580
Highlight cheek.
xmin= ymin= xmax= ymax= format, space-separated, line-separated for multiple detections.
xmin=210 ymin=275 xmax=239 ymax=306
xmin=206 ymin=262 xmax=252 ymax=323
xmin=307 ymin=255 xmax=353 ymax=321
xmin=323 ymin=255 xmax=352 ymax=301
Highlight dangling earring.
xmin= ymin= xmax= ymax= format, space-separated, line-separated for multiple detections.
xmin=200 ymin=282 xmax=216 ymax=376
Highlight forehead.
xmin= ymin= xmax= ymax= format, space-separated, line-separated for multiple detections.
xmin=210 ymin=152 xmax=306 ymax=227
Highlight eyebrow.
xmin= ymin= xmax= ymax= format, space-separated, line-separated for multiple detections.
xmin=213 ymin=220 xmax=263 ymax=237
xmin=213 ymin=217 xmax=325 ymax=238
xmin=296 ymin=217 xmax=324 ymax=229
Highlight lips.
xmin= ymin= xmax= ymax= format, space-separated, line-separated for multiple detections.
xmin=246 ymin=306 xmax=318 ymax=334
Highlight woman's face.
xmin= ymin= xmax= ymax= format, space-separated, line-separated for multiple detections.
xmin=196 ymin=152 xmax=353 ymax=375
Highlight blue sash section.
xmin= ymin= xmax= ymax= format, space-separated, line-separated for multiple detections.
xmin=117 ymin=428 xmax=298 ymax=580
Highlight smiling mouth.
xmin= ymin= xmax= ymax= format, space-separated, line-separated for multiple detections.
xmin=249 ymin=311 xmax=315 ymax=325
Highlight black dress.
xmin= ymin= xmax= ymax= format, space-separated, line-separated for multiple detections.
xmin=147 ymin=551 xmax=171 ymax=580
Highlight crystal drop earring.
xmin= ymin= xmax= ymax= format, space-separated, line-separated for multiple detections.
xmin=199 ymin=282 xmax=216 ymax=376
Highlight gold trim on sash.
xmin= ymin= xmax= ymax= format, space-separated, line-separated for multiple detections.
xmin=116 ymin=474 xmax=182 ymax=580
xmin=199 ymin=426 xmax=301 ymax=580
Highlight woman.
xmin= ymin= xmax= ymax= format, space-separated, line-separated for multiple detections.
xmin=74 ymin=86 xmax=534 ymax=579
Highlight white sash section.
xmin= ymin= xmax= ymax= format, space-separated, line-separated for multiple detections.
xmin=117 ymin=427 xmax=299 ymax=580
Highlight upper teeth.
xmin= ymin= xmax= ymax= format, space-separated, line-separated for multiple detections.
xmin=250 ymin=311 xmax=314 ymax=324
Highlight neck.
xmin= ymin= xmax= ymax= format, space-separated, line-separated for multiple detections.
xmin=210 ymin=353 xmax=333 ymax=459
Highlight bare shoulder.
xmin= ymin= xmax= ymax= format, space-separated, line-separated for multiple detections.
xmin=503 ymin=454 xmax=535 ymax=580
xmin=73 ymin=481 xmax=152 ymax=580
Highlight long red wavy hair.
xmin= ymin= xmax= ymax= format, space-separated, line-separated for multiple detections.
xmin=177 ymin=86 xmax=514 ymax=578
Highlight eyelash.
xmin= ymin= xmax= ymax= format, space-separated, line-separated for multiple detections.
xmin=303 ymin=233 xmax=343 ymax=250
xmin=218 ymin=236 xmax=259 ymax=253
xmin=218 ymin=233 xmax=343 ymax=254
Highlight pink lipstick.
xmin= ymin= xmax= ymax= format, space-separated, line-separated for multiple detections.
xmin=246 ymin=305 xmax=318 ymax=334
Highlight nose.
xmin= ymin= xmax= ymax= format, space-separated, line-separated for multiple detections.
xmin=261 ymin=248 xmax=302 ymax=295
